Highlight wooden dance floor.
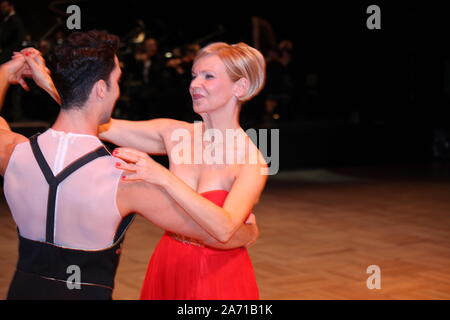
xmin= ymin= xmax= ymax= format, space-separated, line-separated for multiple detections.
xmin=1 ymin=164 xmax=450 ymax=300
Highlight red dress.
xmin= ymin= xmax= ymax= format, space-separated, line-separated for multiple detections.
xmin=139 ymin=190 xmax=259 ymax=300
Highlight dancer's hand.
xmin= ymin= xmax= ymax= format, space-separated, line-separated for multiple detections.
xmin=16 ymin=48 xmax=52 ymax=90
xmin=245 ymin=213 xmax=256 ymax=224
xmin=113 ymin=147 xmax=170 ymax=186
xmin=0 ymin=54 xmax=30 ymax=90
xmin=13 ymin=48 xmax=61 ymax=105
xmin=244 ymin=214 xmax=258 ymax=248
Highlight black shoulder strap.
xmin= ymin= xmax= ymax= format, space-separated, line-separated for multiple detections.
xmin=29 ymin=134 xmax=110 ymax=244
xmin=29 ymin=133 xmax=54 ymax=187
xmin=114 ymin=214 xmax=135 ymax=243
xmin=56 ymin=147 xmax=109 ymax=182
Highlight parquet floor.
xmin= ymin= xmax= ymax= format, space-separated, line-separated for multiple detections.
xmin=1 ymin=164 xmax=450 ymax=300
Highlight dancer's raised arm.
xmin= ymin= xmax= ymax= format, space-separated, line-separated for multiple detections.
xmin=0 ymin=57 xmax=29 ymax=175
xmin=0 ymin=53 xmax=29 ymax=108
xmin=1 ymin=49 xmax=60 ymax=174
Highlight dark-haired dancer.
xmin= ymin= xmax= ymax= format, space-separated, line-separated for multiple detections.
xmin=0 ymin=31 xmax=258 ymax=300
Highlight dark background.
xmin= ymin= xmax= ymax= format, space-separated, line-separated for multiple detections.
xmin=3 ymin=0 xmax=450 ymax=169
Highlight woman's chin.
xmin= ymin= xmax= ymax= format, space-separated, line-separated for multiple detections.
xmin=193 ymin=102 xmax=209 ymax=113
xmin=193 ymin=102 xmax=223 ymax=114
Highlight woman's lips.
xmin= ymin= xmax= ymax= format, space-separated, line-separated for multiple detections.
xmin=192 ymin=94 xmax=204 ymax=100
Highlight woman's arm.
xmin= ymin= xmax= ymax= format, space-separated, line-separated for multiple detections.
xmin=117 ymin=180 xmax=259 ymax=249
xmin=114 ymin=147 xmax=268 ymax=243
xmin=203 ymin=218 xmax=259 ymax=249
xmin=99 ymin=118 xmax=177 ymax=155
xmin=163 ymin=162 xmax=267 ymax=242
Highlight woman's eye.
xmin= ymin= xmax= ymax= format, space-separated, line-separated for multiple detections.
xmin=191 ymin=74 xmax=197 ymax=80
xmin=205 ymin=74 xmax=214 ymax=79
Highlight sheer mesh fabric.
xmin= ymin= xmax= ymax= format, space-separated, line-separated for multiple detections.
xmin=4 ymin=129 xmax=123 ymax=250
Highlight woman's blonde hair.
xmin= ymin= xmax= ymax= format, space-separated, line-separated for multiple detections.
xmin=194 ymin=42 xmax=266 ymax=102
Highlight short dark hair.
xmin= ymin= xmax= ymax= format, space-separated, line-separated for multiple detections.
xmin=51 ymin=30 xmax=119 ymax=110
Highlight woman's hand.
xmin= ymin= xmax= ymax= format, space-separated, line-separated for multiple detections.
xmin=244 ymin=213 xmax=258 ymax=248
xmin=113 ymin=147 xmax=170 ymax=186
xmin=16 ymin=49 xmax=52 ymax=89
xmin=10 ymin=48 xmax=61 ymax=105
xmin=0 ymin=54 xmax=30 ymax=90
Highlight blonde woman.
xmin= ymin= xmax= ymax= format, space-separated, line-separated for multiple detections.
xmin=101 ymin=42 xmax=268 ymax=299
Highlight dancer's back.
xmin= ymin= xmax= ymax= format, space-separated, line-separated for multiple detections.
xmin=4 ymin=128 xmax=123 ymax=250
xmin=4 ymin=128 xmax=131 ymax=300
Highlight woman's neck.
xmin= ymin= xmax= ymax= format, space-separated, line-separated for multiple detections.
xmin=199 ymin=102 xmax=242 ymax=135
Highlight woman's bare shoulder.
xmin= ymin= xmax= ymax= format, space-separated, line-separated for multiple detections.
xmin=162 ymin=119 xmax=199 ymax=136
xmin=155 ymin=118 xmax=192 ymax=131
